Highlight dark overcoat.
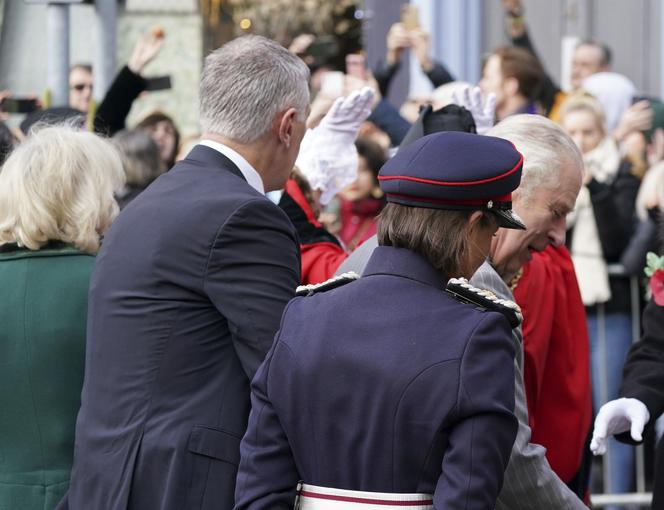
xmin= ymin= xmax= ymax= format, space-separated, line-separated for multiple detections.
xmin=60 ymin=145 xmax=300 ymax=510
xmin=619 ymin=299 xmax=664 ymax=509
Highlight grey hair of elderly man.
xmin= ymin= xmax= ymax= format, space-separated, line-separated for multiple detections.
xmin=199 ymin=35 xmax=311 ymax=192
xmin=486 ymin=114 xmax=583 ymax=283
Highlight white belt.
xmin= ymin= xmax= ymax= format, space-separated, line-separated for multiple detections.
xmin=295 ymin=483 xmax=433 ymax=510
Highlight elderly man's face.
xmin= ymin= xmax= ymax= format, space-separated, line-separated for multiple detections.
xmin=490 ymin=160 xmax=582 ymax=281
xmin=571 ymin=44 xmax=605 ymax=89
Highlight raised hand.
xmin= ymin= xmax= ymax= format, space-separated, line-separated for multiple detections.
xmin=297 ymin=87 xmax=375 ymax=205
xmin=409 ymin=28 xmax=432 ymax=72
xmin=451 ymin=86 xmax=496 ymax=135
xmin=128 ymin=27 xmax=165 ymax=75
xmin=386 ymin=23 xmax=410 ymax=66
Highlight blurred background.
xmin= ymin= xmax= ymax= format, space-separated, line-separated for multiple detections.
xmin=1 ymin=0 xmax=662 ymax=137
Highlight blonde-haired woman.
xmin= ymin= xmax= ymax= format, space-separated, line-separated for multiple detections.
xmin=560 ymin=93 xmax=642 ymax=502
xmin=0 ymin=125 xmax=124 ymax=510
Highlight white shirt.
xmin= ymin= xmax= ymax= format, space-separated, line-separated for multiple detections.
xmin=198 ymin=139 xmax=265 ymax=195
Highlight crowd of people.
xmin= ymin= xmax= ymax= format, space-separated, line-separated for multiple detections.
xmin=2 ymin=0 xmax=664 ymax=509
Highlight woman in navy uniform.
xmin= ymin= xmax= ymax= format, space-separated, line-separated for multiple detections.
xmin=234 ymin=131 xmax=524 ymax=510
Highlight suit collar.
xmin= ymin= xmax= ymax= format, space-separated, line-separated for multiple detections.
xmin=197 ymin=140 xmax=265 ymax=194
xmin=363 ymin=245 xmax=447 ymax=290
xmin=184 ymin=145 xmax=247 ymax=183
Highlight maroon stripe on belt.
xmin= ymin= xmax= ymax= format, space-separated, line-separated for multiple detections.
xmin=299 ymin=490 xmax=433 ymax=506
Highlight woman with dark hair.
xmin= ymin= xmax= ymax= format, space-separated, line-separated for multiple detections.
xmin=135 ymin=111 xmax=180 ymax=171
xmin=112 ymin=129 xmax=163 ymax=209
xmin=337 ymin=137 xmax=386 ymax=251
xmin=235 ymin=131 xmax=525 ymax=510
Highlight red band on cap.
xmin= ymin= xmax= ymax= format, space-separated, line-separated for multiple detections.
xmin=386 ymin=192 xmax=512 ymax=206
xmin=378 ymin=154 xmax=523 ymax=187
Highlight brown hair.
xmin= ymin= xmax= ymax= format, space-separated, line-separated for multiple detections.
xmin=493 ymin=46 xmax=544 ymax=100
xmin=135 ymin=111 xmax=180 ymax=168
xmin=377 ymin=203 xmax=494 ymax=277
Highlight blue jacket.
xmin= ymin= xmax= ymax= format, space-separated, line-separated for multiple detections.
xmin=59 ymin=145 xmax=300 ymax=510
xmin=234 ymin=246 xmax=518 ymax=510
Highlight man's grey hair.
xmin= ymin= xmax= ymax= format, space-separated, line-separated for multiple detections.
xmin=487 ymin=114 xmax=583 ymax=203
xmin=200 ymin=35 xmax=310 ymax=144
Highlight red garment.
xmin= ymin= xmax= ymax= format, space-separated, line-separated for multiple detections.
xmin=513 ymin=245 xmax=592 ymax=483
xmin=339 ymin=198 xmax=383 ymax=251
xmin=283 ymin=179 xmax=348 ymax=285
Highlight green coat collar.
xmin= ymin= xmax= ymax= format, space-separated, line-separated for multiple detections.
xmin=0 ymin=241 xmax=90 ymax=261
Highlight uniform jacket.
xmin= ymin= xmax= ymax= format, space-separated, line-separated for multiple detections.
xmin=471 ymin=262 xmax=587 ymax=510
xmin=234 ymin=246 xmax=518 ymax=510
xmin=60 ymin=145 xmax=300 ymax=510
xmin=619 ymin=299 xmax=664 ymax=508
xmin=0 ymin=243 xmax=94 ymax=510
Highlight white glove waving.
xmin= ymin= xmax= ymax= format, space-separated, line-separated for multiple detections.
xmin=590 ymin=397 xmax=650 ymax=456
xmin=296 ymin=87 xmax=375 ymax=205
xmin=451 ymin=86 xmax=496 ymax=135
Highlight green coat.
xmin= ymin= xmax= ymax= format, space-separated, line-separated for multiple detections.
xmin=0 ymin=243 xmax=94 ymax=510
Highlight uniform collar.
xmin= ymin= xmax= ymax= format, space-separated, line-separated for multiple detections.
xmin=362 ymin=245 xmax=447 ymax=290
xmin=198 ymin=139 xmax=265 ymax=195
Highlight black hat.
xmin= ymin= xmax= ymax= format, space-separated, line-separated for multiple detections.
xmin=379 ymin=131 xmax=525 ymax=230
xmin=399 ymin=104 xmax=477 ymax=151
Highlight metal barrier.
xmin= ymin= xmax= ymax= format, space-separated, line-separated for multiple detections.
xmin=589 ymin=267 xmax=653 ymax=507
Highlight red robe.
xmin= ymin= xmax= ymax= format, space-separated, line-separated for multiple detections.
xmin=513 ymin=245 xmax=592 ymax=484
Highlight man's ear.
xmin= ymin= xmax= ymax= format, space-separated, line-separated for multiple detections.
xmin=278 ymin=108 xmax=298 ymax=148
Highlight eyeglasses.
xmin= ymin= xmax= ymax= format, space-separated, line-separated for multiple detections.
xmin=70 ymin=83 xmax=93 ymax=92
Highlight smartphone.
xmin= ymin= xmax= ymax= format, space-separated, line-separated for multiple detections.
xmin=345 ymin=54 xmax=367 ymax=81
xmin=321 ymin=71 xmax=344 ymax=97
xmin=2 ymin=97 xmax=39 ymax=114
xmin=401 ymin=4 xmax=420 ymax=31
xmin=144 ymin=76 xmax=172 ymax=92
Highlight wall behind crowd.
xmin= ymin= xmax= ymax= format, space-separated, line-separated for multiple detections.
xmin=363 ymin=0 xmax=663 ymax=102
xmin=0 ymin=1 xmax=201 ymax=136
xmin=1 ymin=0 xmax=663 ymax=133
xmin=482 ymin=0 xmax=661 ymax=95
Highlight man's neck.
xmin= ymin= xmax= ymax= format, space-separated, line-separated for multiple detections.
xmin=201 ymin=132 xmax=273 ymax=187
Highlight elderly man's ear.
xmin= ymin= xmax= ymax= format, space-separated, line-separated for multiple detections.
xmin=277 ymin=108 xmax=299 ymax=148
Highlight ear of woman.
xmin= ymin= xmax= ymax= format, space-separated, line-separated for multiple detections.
xmin=464 ymin=211 xmax=499 ymax=278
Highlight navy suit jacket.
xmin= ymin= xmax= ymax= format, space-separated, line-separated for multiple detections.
xmin=234 ymin=246 xmax=518 ymax=510
xmin=61 ymin=145 xmax=300 ymax=510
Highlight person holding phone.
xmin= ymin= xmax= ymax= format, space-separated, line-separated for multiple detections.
xmin=373 ymin=19 xmax=454 ymax=99
xmin=93 ymin=27 xmax=167 ymax=137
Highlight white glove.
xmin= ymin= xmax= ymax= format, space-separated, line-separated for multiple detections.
xmin=451 ymin=86 xmax=496 ymax=135
xmin=296 ymin=87 xmax=375 ymax=205
xmin=590 ymin=397 xmax=650 ymax=456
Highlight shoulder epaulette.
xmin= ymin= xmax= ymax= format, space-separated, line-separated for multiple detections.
xmin=296 ymin=271 xmax=360 ymax=297
xmin=446 ymin=277 xmax=523 ymax=329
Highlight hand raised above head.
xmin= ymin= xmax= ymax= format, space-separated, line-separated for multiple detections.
xmin=128 ymin=27 xmax=166 ymax=76
xmin=386 ymin=22 xmax=410 ymax=65
xmin=451 ymin=86 xmax=496 ymax=135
